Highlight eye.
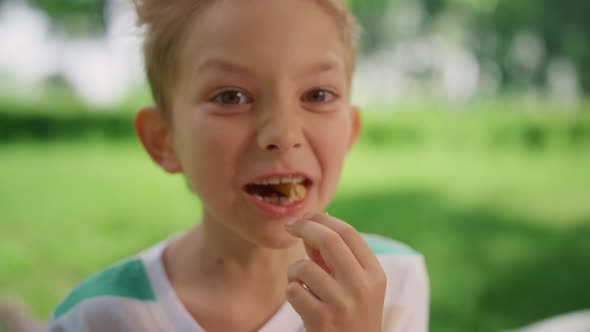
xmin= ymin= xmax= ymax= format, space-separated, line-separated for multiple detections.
xmin=302 ymin=89 xmax=337 ymax=103
xmin=211 ymin=90 xmax=252 ymax=105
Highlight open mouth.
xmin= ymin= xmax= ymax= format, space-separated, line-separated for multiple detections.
xmin=243 ymin=174 xmax=313 ymax=206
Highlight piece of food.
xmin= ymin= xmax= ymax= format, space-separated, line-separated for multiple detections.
xmin=272 ymin=183 xmax=307 ymax=201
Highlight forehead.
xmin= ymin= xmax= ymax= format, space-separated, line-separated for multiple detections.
xmin=178 ymin=0 xmax=349 ymax=80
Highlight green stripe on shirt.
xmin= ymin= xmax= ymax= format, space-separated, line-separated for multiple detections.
xmin=363 ymin=234 xmax=420 ymax=256
xmin=54 ymin=259 xmax=156 ymax=318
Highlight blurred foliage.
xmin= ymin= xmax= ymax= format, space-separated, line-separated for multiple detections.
xmin=349 ymin=0 xmax=590 ymax=93
xmin=25 ymin=0 xmax=108 ymax=36
xmin=2 ymin=100 xmax=590 ymax=153
xmin=463 ymin=0 xmax=590 ymax=92
xmin=19 ymin=0 xmax=590 ymax=93
xmin=0 ymin=112 xmax=134 ymax=142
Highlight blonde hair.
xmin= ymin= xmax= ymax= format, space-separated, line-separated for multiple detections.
xmin=132 ymin=0 xmax=360 ymax=116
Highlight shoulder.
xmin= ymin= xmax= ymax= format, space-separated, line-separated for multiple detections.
xmin=53 ymin=258 xmax=156 ymax=318
xmin=360 ymin=233 xmax=428 ymax=290
xmin=361 ymin=232 xmax=427 ymax=284
xmin=361 ymin=233 xmax=429 ymax=331
xmin=46 ymin=258 xmax=158 ymax=331
xmin=361 ymin=233 xmax=427 ymax=284
xmin=362 ymin=233 xmax=422 ymax=257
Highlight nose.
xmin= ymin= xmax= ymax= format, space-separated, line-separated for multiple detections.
xmin=256 ymin=105 xmax=303 ymax=152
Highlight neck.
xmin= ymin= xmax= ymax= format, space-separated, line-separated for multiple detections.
xmin=164 ymin=214 xmax=306 ymax=300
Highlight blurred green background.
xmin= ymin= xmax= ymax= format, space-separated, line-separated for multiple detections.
xmin=1 ymin=1 xmax=589 ymax=332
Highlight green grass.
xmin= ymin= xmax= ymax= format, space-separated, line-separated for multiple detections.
xmin=1 ymin=110 xmax=589 ymax=332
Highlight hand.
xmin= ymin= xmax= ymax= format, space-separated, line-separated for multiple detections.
xmin=285 ymin=213 xmax=387 ymax=332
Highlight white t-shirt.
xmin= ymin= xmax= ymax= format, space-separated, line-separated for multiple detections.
xmin=46 ymin=233 xmax=429 ymax=332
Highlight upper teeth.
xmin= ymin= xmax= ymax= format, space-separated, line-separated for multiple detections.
xmin=253 ymin=175 xmax=305 ymax=185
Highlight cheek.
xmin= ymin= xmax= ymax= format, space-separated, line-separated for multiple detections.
xmin=308 ymin=114 xmax=352 ymax=203
xmin=313 ymin=113 xmax=352 ymax=163
xmin=177 ymin=115 xmax=248 ymax=196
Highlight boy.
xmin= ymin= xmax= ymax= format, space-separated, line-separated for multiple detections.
xmin=46 ymin=0 xmax=429 ymax=331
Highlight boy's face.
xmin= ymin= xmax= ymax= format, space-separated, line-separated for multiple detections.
xmin=148 ymin=0 xmax=360 ymax=248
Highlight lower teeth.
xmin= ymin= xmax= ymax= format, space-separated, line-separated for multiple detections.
xmin=255 ymin=195 xmax=293 ymax=206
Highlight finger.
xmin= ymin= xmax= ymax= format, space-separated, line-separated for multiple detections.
xmin=286 ymin=281 xmax=323 ymax=324
xmin=286 ymin=218 xmax=363 ymax=282
xmin=309 ymin=213 xmax=382 ymax=273
xmin=287 ymin=259 xmax=341 ymax=304
xmin=304 ymin=243 xmax=332 ymax=276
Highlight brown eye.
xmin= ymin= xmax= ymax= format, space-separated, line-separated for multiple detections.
xmin=212 ymin=90 xmax=252 ymax=104
xmin=302 ymin=89 xmax=336 ymax=103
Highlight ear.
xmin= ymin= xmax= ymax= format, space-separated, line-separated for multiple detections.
xmin=134 ymin=107 xmax=183 ymax=174
xmin=347 ymin=105 xmax=362 ymax=151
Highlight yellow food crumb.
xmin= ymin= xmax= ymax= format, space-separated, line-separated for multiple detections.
xmin=273 ymin=183 xmax=307 ymax=201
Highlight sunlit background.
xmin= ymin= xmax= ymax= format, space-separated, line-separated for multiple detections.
xmin=1 ymin=0 xmax=589 ymax=331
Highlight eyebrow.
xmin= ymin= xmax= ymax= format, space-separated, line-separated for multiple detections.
xmin=193 ymin=57 xmax=344 ymax=78
xmin=194 ymin=58 xmax=256 ymax=76
xmin=300 ymin=61 xmax=343 ymax=78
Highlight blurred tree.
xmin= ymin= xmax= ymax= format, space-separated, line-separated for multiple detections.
xmin=488 ymin=0 xmax=590 ymax=93
xmin=346 ymin=0 xmax=393 ymax=54
xmin=27 ymin=0 xmax=108 ymax=36
xmin=23 ymin=0 xmax=590 ymax=94
xmin=347 ymin=0 xmax=590 ymax=94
